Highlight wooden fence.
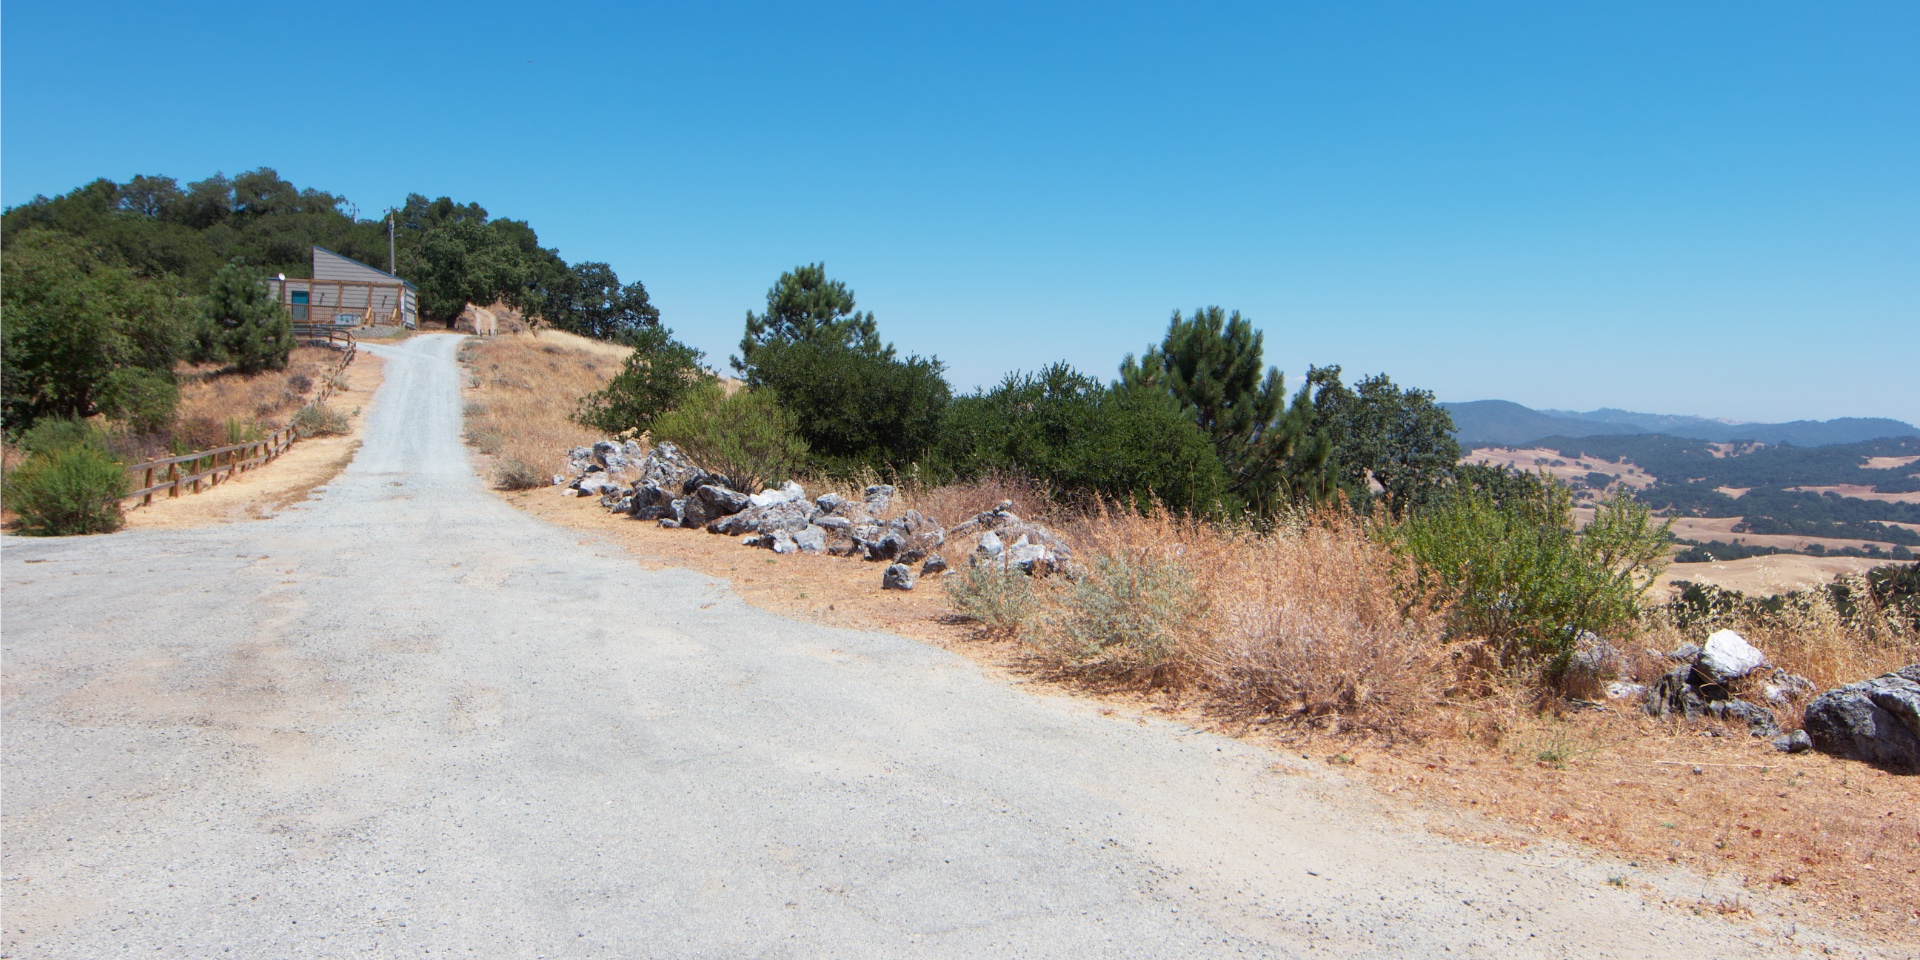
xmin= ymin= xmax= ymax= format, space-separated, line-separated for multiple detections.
xmin=123 ymin=329 xmax=358 ymax=509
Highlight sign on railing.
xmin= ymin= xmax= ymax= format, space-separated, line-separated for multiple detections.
xmin=122 ymin=330 xmax=358 ymax=508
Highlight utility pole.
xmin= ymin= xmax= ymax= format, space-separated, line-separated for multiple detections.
xmin=387 ymin=211 xmax=397 ymax=275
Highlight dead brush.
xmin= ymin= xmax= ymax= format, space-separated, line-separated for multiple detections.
xmin=1198 ymin=510 xmax=1451 ymax=736
xmin=1021 ymin=502 xmax=1220 ymax=684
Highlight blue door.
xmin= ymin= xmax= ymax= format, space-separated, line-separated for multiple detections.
xmin=291 ymin=290 xmax=310 ymax=322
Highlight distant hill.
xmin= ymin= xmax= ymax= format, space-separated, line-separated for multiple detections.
xmin=1445 ymin=400 xmax=1919 ymax=448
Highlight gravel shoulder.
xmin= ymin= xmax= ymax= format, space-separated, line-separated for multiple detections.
xmin=1 ymin=335 xmax=1888 ymax=958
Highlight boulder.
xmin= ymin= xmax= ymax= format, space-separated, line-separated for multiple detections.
xmin=1005 ymin=535 xmax=1053 ymax=574
xmin=749 ymin=480 xmax=806 ymax=508
xmin=1763 ymin=669 xmax=1816 ymax=705
xmin=1646 ymin=666 xmax=1706 ymax=720
xmin=628 ymin=483 xmax=673 ymax=520
xmin=681 ymin=495 xmax=716 ymax=530
xmin=862 ymin=532 xmax=906 ymax=562
xmin=816 ymin=493 xmax=850 ymax=516
xmin=1772 ymin=730 xmax=1814 ymax=754
xmin=793 ymin=525 xmax=828 ymax=555
xmin=593 ymin=439 xmax=639 ymax=476
xmin=920 ymin=554 xmax=949 ymax=576
xmin=882 ymin=563 xmax=915 ymax=591
xmin=1803 ymin=665 xmax=1920 ymax=773
xmin=1705 ymin=699 xmax=1781 ymax=738
xmin=815 ymin=516 xmax=853 ymax=531
xmin=694 ymin=484 xmax=751 ymax=517
xmin=863 ymin=484 xmax=896 ymax=516
xmin=769 ymin=531 xmax=799 ymax=555
xmin=575 ymin=476 xmax=623 ymax=498
xmin=973 ymin=530 xmax=1005 ymax=564
xmin=709 ymin=497 xmax=818 ymax=536
xmin=635 ymin=441 xmax=706 ymax=494
xmin=1696 ymin=629 xmax=1768 ymax=685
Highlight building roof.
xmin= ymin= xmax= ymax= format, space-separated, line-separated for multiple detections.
xmin=313 ymin=246 xmax=418 ymax=290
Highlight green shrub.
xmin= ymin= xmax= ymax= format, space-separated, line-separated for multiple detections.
xmin=1029 ymin=552 xmax=1201 ymax=679
xmin=746 ymin=338 xmax=949 ymax=476
xmin=943 ymin=562 xmax=1038 ymax=635
xmin=292 ymin=404 xmax=348 ymax=437
xmin=5 ymin=442 xmax=128 ymax=535
xmin=573 ymin=325 xmax=714 ymax=436
xmin=1393 ymin=478 xmax=1670 ymax=672
xmin=650 ymin=385 xmax=808 ymax=493
xmin=18 ymin=416 xmax=108 ymax=457
xmin=493 ymin=458 xmax=548 ymax=491
xmin=934 ymin=364 xmax=1231 ymax=517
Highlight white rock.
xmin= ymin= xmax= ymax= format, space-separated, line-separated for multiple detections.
xmin=749 ymin=480 xmax=805 ymax=508
xmin=1697 ymin=629 xmax=1768 ymax=683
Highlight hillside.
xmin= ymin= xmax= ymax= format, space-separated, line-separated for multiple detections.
xmin=1467 ymin=433 xmax=1920 ymax=581
xmin=1445 ymin=399 xmax=1919 ymax=448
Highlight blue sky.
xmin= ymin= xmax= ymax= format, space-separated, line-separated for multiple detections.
xmin=5 ymin=2 xmax=1916 ymax=424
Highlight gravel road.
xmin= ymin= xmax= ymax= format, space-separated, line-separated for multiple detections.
xmin=2 ymin=335 xmax=1869 ymax=958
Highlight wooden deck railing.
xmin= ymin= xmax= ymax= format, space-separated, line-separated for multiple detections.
xmin=123 ymin=329 xmax=358 ymax=509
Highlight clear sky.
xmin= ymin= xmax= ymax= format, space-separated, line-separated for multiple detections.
xmin=5 ymin=2 xmax=1916 ymax=424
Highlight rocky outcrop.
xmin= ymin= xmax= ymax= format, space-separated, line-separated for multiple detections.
xmin=1642 ymin=631 xmax=1785 ymax=738
xmin=1803 ymin=665 xmax=1920 ymax=774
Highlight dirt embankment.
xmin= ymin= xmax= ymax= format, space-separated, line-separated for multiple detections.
xmin=123 ymin=348 xmax=386 ymax=529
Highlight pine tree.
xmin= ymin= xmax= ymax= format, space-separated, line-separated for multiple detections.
xmin=1120 ymin=307 xmax=1332 ymax=517
xmin=733 ymin=263 xmax=891 ymax=373
xmin=207 ymin=260 xmax=292 ymax=374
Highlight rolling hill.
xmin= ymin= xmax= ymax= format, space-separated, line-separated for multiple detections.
xmin=1445 ymin=400 xmax=1919 ymax=448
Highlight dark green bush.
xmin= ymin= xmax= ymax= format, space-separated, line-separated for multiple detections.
xmin=5 ymin=437 xmax=128 ymax=535
xmin=746 ymin=339 xmax=949 ymax=475
xmin=934 ymin=364 xmax=1231 ymax=517
xmin=649 ymin=385 xmax=808 ymax=493
xmin=206 ymin=260 xmax=292 ymax=374
xmin=573 ymin=325 xmax=714 ymax=436
xmin=1392 ymin=479 xmax=1671 ymax=673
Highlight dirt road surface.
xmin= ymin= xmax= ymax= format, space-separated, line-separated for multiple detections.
xmin=2 ymin=336 xmax=1879 ymax=958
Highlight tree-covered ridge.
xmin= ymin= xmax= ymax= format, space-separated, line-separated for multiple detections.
xmin=1536 ymin=433 xmax=1920 ymax=493
xmin=2 ymin=169 xmax=657 ymax=339
xmin=1471 ymin=434 xmax=1920 ymax=554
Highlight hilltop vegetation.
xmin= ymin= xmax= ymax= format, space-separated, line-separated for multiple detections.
xmin=1 ymin=168 xmax=656 ymax=335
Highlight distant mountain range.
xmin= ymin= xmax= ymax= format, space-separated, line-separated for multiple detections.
xmin=1444 ymin=400 xmax=1920 ymax=448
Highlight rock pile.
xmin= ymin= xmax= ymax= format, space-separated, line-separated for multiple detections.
xmin=554 ymin=442 xmax=1073 ymax=591
xmin=1643 ymin=629 xmax=1803 ymax=740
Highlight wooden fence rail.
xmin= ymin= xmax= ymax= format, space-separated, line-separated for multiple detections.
xmin=123 ymin=329 xmax=358 ymax=509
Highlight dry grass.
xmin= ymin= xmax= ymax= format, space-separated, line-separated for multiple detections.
xmin=943 ymin=504 xmax=1452 ymax=737
xmin=177 ymin=346 xmax=337 ymax=427
xmin=458 ymin=330 xmax=629 ymax=484
xmin=1201 ymin=512 xmax=1451 ymax=734
xmin=1640 ymin=577 xmax=1918 ymax=707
